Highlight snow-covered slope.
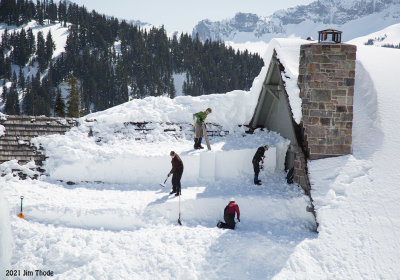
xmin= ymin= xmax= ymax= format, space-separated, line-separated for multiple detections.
xmin=274 ymin=46 xmax=400 ymax=279
xmin=193 ymin=0 xmax=400 ymax=43
xmin=348 ymin=22 xmax=400 ymax=47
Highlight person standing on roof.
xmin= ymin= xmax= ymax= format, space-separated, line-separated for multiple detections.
xmin=193 ymin=108 xmax=212 ymax=149
xmin=217 ymin=198 xmax=240 ymax=230
xmin=169 ymin=151 xmax=184 ymax=196
xmin=252 ymin=145 xmax=269 ymax=185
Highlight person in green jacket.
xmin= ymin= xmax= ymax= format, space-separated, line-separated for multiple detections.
xmin=193 ymin=108 xmax=212 ymax=149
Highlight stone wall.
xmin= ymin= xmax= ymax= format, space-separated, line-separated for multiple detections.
xmin=298 ymin=43 xmax=357 ymax=160
xmin=0 ymin=116 xmax=76 ymax=165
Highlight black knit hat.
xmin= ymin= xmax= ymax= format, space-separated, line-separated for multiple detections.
xmin=206 ymin=108 xmax=212 ymax=113
xmin=170 ymin=151 xmax=175 ymax=156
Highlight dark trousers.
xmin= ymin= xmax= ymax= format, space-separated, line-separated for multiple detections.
xmin=220 ymin=213 xmax=235 ymax=229
xmin=172 ymin=169 xmax=183 ymax=194
xmin=253 ymin=160 xmax=260 ymax=182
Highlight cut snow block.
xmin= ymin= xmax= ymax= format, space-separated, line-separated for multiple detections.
xmin=262 ymin=147 xmax=276 ymax=172
xmin=199 ymin=152 xmax=215 ymax=181
xmin=180 ymin=154 xmax=200 ymax=184
xmin=215 ymin=149 xmax=254 ymax=179
xmin=214 ymin=147 xmax=277 ymax=179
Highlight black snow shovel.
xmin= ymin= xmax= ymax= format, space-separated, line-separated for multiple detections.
xmin=178 ymin=191 xmax=182 ymax=225
xmin=160 ymin=174 xmax=170 ymax=187
xmin=17 ymin=196 xmax=24 ymax=219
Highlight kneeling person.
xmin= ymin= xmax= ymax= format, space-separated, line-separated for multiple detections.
xmin=217 ymin=198 xmax=240 ymax=230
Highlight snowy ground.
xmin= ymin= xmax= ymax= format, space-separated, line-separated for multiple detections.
xmin=1 ymin=171 xmax=315 ymax=279
xmin=274 ymin=45 xmax=400 ymax=279
xmin=2 ymin=24 xmax=400 ymax=279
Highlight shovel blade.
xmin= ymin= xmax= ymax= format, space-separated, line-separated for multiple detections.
xmin=160 ymin=183 xmax=166 ymax=187
xmin=178 ymin=218 xmax=182 ymax=225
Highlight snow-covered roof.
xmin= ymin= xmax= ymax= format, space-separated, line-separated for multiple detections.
xmin=83 ymin=38 xmax=306 ymax=130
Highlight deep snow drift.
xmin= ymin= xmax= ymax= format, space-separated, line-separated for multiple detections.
xmin=274 ymin=45 xmax=400 ymax=279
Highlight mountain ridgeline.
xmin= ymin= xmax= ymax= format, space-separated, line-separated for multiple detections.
xmin=0 ymin=0 xmax=264 ymax=117
xmin=192 ymin=0 xmax=400 ymax=42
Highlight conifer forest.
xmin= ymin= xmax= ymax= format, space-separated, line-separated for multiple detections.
xmin=0 ymin=0 xmax=264 ymax=117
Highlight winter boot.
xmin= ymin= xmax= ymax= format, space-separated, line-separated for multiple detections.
xmin=254 ymin=175 xmax=259 ymax=185
xmin=198 ymin=137 xmax=204 ymax=149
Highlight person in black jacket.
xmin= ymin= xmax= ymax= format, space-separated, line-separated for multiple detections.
xmin=252 ymin=145 xmax=269 ymax=185
xmin=169 ymin=151 xmax=184 ymax=196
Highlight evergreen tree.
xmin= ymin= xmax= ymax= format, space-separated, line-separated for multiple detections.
xmin=1 ymin=29 xmax=10 ymax=50
xmin=4 ymin=85 xmax=20 ymax=115
xmin=2 ymin=85 xmax=7 ymax=103
xmin=66 ymin=75 xmax=80 ymax=117
xmin=0 ymin=52 xmax=4 ymax=78
xmin=11 ymin=71 xmax=17 ymax=85
xmin=36 ymin=0 xmax=44 ymax=25
xmin=36 ymin=31 xmax=47 ymax=72
xmin=58 ymin=1 xmax=67 ymax=26
xmin=22 ymin=76 xmax=34 ymax=115
xmin=48 ymin=0 xmax=58 ymax=24
xmin=12 ymin=28 xmax=29 ymax=66
xmin=45 ymin=30 xmax=55 ymax=61
xmin=5 ymin=57 xmax=11 ymax=80
xmin=27 ymin=28 xmax=36 ymax=57
xmin=54 ymin=87 xmax=65 ymax=117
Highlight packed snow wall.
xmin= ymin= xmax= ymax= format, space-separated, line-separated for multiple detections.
xmin=0 ymin=189 xmax=11 ymax=271
xmin=44 ymin=146 xmax=286 ymax=185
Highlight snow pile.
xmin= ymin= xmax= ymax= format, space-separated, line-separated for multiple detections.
xmin=272 ymin=38 xmax=303 ymax=123
xmin=0 ymin=188 xmax=11 ymax=272
xmin=0 ymin=160 xmax=40 ymax=179
xmin=0 ymin=125 xmax=5 ymax=137
xmin=33 ymin=125 xmax=290 ymax=184
xmin=274 ymin=44 xmax=400 ymax=278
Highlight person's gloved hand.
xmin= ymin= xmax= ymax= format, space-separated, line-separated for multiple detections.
xmin=237 ymin=218 xmax=240 ymax=223
xmin=168 ymin=173 xmax=172 ymax=177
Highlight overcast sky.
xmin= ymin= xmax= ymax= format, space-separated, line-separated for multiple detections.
xmin=71 ymin=0 xmax=315 ymax=34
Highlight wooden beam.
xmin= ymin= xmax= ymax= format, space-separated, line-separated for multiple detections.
xmin=265 ymin=85 xmax=281 ymax=100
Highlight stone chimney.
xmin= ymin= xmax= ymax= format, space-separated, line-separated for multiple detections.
xmin=298 ymin=31 xmax=357 ymax=160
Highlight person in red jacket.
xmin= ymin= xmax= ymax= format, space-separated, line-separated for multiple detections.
xmin=217 ymin=198 xmax=240 ymax=230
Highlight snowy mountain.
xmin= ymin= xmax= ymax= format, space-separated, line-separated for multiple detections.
xmin=193 ymin=0 xmax=400 ymax=42
xmin=348 ymin=22 xmax=400 ymax=47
